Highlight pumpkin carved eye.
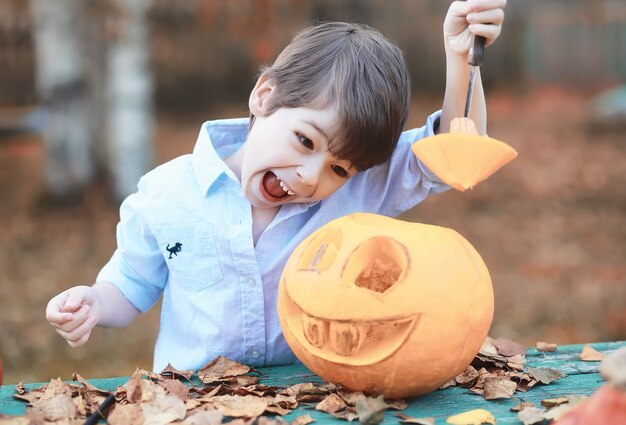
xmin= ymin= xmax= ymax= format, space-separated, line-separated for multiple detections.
xmin=343 ymin=237 xmax=408 ymax=294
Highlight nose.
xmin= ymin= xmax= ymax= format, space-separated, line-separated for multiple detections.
xmin=296 ymin=157 xmax=325 ymax=188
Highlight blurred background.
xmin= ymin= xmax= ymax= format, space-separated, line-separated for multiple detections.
xmin=0 ymin=0 xmax=625 ymax=385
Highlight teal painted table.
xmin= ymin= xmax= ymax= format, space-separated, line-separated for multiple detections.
xmin=1 ymin=341 xmax=624 ymax=423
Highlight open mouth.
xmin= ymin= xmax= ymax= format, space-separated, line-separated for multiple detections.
xmin=260 ymin=171 xmax=295 ymax=202
xmin=284 ymin=309 xmax=421 ymax=366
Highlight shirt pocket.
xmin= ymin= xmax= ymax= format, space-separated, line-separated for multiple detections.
xmin=155 ymin=223 xmax=224 ymax=292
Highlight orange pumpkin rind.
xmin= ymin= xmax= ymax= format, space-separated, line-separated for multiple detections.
xmin=412 ymin=117 xmax=518 ymax=191
xmin=277 ymin=213 xmax=494 ymax=398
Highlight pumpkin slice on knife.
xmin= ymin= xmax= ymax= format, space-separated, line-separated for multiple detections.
xmin=412 ymin=117 xmax=518 ymax=191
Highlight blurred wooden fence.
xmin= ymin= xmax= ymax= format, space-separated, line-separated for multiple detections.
xmin=0 ymin=0 xmax=625 ymax=111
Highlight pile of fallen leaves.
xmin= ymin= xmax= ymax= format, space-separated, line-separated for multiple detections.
xmin=8 ymin=356 xmax=407 ymax=425
xmin=439 ymin=337 xmax=566 ymax=400
xmin=5 ymin=339 xmax=611 ymax=425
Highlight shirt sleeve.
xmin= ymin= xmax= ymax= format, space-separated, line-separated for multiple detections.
xmin=96 ymin=177 xmax=167 ymax=313
xmin=338 ymin=110 xmax=450 ymax=217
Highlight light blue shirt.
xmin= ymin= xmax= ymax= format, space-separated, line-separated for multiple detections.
xmin=97 ymin=112 xmax=447 ymax=372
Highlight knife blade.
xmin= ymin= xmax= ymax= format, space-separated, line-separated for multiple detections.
xmin=463 ymin=35 xmax=486 ymax=118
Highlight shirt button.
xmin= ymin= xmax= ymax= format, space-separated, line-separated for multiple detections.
xmin=251 ymin=349 xmax=260 ymax=359
xmin=247 ymin=277 xmax=256 ymax=286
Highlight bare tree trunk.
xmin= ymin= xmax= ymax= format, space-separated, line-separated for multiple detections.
xmin=106 ymin=0 xmax=153 ymax=201
xmin=30 ymin=0 xmax=94 ymax=198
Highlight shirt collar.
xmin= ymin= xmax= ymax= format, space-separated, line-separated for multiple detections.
xmin=192 ymin=118 xmax=250 ymax=195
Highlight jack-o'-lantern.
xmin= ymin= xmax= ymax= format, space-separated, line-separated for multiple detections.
xmin=277 ymin=213 xmax=494 ymax=398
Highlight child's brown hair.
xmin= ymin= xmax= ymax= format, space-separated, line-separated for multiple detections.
xmin=255 ymin=21 xmax=411 ymax=171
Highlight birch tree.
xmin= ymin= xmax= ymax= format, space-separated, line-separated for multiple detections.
xmin=30 ymin=0 xmax=153 ymax=202
xmin=30 ymin=0 xmax=93 ymax=198
xmin=105 ymin=0 xmax=153 ymax=200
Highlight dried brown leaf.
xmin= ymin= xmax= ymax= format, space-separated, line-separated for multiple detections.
xmin=493 ymin=337 xmax=527 ymax=357
xmin=455 ymin=366 xmax=480 ymax=386
xmin=540 ymin=397 xmax=570 ymax=408
xmin=125 ymin=371 xmax=144 ymax=403
xmin=536 ymin=342 xmax=557 ymax=352
xmin=223 ymin=375 xmax=261 ymax=388
xmin=141 ymin=385 xmax=187 ymax=424
xmin=265 ymin=404 xmax=293 ymax=416
xmin=257 ymin=417 xmax=289 ymax=425
xmin=71 ymin=373 xmax=110 ymax=396
xmin=210 ymin=394 xmax=269 ymax=417
xmin=511 ymin=401 xmax=535 ymax=412
xmin=580 ymin=344 xmax=605 ymax=361
xmin=159 ymin=379 xmax=190 ymax=401
xmin=32 ymin=394 xmax=77 ymax=422
xmin=355 ymin=395 xmax=389 ymax=425
xmin=479 ymin=336 xmax=499 ymax=357
xmin=159 ymin=363 xmax=194 ymax=381
xmin=42 ymin=378 xmax=72 ymax=399
xmin=506 ymin=354 xmax=526 ymax=371
xmin=178 ymin=409 xmax=223 ymax=425
xmin=291 ymin=414 xmax=315 ymax=425
xmin=271 ymin=392 xmax=298 ymax=409
xmin=330 ymin=407 xmax=358 ymax=422
xmin=316 ymin=393 xmax=347 ymax=414
xmin=483 ymin=378 xmax=517 ymax=399
xmin=517 ymin=406 xmax=546 ymax=425
xmin=527 ymin=367 xmax=566 ymax=385
xmin=336 ymin=389 xmax=365 ymax=406
xmin=385 ymin=398 xmax=408 ymax=410
xmin=542 ymin=395 xmax=588 ymax=421
xmin=396 ymin=413 xmax=435 ymax=424
xmin=108 ymin=403 xmax=144 ymax=425
xmin=228 ymin=418 xmax=256 ymax=425
xmin=0 ymin=415 xmax=29 ymax=425
xmin=198 ymin=356 xmax=254 ymax=384
xmin=285 ymin=382 xmax=329 ymax=397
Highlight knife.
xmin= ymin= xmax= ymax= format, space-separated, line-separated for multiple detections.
xmin=463 ymin=35 xmax=486 ymax=118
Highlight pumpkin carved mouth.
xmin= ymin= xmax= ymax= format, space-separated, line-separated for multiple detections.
xmin=283 ymin=308 xmax=421 ymax=366
xmin=282 ymin=226 xmax=424 ymax=365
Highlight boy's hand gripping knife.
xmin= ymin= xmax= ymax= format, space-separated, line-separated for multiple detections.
xmin=412 ymin=35 xmax=518 ymax=191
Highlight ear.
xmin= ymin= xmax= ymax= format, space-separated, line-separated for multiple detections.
xmin=249 ymin=73 xmax=275 ymax=117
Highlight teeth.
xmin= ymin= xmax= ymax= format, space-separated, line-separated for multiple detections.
xmin=302 ymin=314 xmax=326 ymax=348
xmin=278 ymin=179 xmax=296 ymax=196
xmin=328 ymin=322 xmax=367 ymax=357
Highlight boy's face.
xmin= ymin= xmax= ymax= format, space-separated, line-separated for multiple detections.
xmin=240 ymin=104 xmax=355 ymax=210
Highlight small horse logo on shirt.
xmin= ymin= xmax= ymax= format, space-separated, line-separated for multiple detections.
xmin=166 ymin=242 xmax=183 ymax=259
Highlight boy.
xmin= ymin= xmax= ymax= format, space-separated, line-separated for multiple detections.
xmin=46 ymin=1 xmax=506 ymax=372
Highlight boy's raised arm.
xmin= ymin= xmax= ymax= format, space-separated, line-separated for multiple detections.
xmin=439 ymin=0 xmax=506 ymax=134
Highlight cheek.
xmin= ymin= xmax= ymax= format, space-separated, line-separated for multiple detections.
xmin=314 ymin=176 xmax=348 ymax=199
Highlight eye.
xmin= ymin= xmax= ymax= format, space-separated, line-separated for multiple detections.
xmin=331 ymin=164 xmax=349 ymax=178
xmin=297 ymin=133 xmax=314 ymax=150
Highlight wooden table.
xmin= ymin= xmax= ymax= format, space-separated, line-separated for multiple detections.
xmin=1 ymin=341 xmax=624 ymax=423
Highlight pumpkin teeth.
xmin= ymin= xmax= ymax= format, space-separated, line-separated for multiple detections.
xmin=328 ymin=321 xmax=367 ymax=356
xmin=302 ymin=314 xmax=326 ymax=348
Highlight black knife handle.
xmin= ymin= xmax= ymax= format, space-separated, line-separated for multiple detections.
xmin=469 ymin=35 xmax=486 ymax=66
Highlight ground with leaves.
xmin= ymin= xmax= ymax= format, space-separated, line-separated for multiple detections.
xmin=0 ymin=87 xmax=625 ymax=385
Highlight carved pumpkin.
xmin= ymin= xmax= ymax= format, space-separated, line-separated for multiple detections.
xmin=412 ymin=117 xmax=518 ymax=191
xmin=277 ymin=213 xmax=494 ymax=398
